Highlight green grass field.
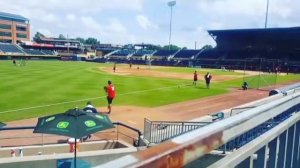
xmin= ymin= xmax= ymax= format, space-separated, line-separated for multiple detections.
xmin=154 ymin=67 xmax=244 ymax=76
xmin=0 ymin=60 xmax=299 ymax=122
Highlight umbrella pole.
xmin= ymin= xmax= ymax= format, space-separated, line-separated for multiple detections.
xmin=74 ymin=138 xmax=77 ymax=168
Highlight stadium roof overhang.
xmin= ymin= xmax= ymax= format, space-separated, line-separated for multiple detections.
xmin=208 ymin=27 xmax=300 ymax=51
xmin=0 ymin=11 xmax=29 ymax=23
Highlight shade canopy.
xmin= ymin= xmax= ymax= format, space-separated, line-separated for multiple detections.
xmin=33 ymin=108 xmax=114 ymax=139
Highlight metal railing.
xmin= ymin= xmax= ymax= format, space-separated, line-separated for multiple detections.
xmin=96 ymin=92 xmax=300 ymax=168
xmin=143 ymin=118 xmax=210 ymax=144
xmin=229 ymin=106 xmax=256 ymax=116
xmin=0 ymin=122 xmax=142 ymax=148
xmin=209 ymin=112 xmax=300 ymax=168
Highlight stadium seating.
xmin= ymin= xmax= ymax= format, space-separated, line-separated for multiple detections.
xmin=112 ymin=49 xmax=135 ymax=56
xmin=132 ymin=49 xmax=155 ymax=56
xmin=0 ymin=43 xmax=24 ymax=54
xmin=153 ymin=50 xmax=177 ymax=57
xmin=23 ymin=49 xmax=45 ymax=55
xmin=218 ymin=105 xmax=298 ymax=152
xmin=173 ymin=50 xmax=201 ymax=59
xmin=41 ymin=50 xmax=55 ymax=55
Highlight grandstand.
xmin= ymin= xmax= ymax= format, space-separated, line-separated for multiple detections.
xmin=172 ymin=49 xmax=201 ymax=59
xmin=0 ymin=11 xmax=30 ymax=44
xmin=0 ymin=42 xmax=24 ymax=54
xmin=32 ymin=33 xmax=84 ymax=56
xmin=0 ymin=42 xmax=57 ymax=58
xmin=104 ymin=44 xmax=159 ymax=64
xmin=195 ymin=27 xmax=300 ymax=72
xmin=88 ymin=27 xmax=300 ymax=71
xmin=0 ymin=12 xmax=58 ymax=59
xmin=152 ymin=49 xmax=177 ymax=58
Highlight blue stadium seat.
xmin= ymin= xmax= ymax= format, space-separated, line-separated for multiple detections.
xmin=0 ymin=43 xmax=24 ymax=54
xmin=173 ymin=50 xmax=201 ymax=59
xmin=23 ymin=49 xmax=45 ymax=55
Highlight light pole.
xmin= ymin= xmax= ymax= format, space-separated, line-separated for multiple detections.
xmin=168 ymin=1 xmax=176 ymax=50
xmin=265 ymin=0 xmax=270 ymax=28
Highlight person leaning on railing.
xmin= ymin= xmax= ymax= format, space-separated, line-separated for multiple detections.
xmin=82 ymin=101 xmax=98 ymax=141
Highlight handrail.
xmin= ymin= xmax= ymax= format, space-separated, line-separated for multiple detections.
xmin=0 ymin=122 xmax=143 ymax=146
xmin=208 ymin=111 xmax=300 ymax=168
xmin=0 ymin=126 xmax=35 ymax=131
xmin=229 ymin=106 xmax=256 ymax=116
xmin=113 ymin=122 xmax=142 ymax=147
xmin=113 ymin=122 xmax=142 ymax=138
xmin=96 ymin=92 xmax=300 ymax=168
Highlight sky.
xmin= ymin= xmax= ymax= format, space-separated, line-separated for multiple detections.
xmin=0 ymin=0 xmax=299 ymax=49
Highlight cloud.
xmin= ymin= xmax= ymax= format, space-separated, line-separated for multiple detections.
xmin=195 ymin=0 xmax=300 ymax=29
xmin=78 ymin=17 xmax=136 ymax=44
xmin=66 ymin=14 xmax=76 ymax=22
xmin=136 ymin=15 xmax=158 ymax=30
xmin=43 ymin=13 xmax=59 ymax=23
xmin=9 ymin=0 xmax=143 ymax=14
xmin=0 ymin=0 xmax=299 ymax=49
xmin=36 ymin=28 xmax=53 ymax=37
xmin=80 ymin=16 xmax=102 ymax=32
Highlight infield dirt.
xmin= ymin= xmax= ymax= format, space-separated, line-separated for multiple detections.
xmin=2 ymin=65 xmax=271 ymax=147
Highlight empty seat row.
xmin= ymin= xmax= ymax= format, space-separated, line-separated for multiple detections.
xmin=0 ymin=43 xmax=24 ymax=53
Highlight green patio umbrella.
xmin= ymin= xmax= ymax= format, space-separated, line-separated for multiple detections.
xmin=33 ymin=108 xmax=114 ymax=168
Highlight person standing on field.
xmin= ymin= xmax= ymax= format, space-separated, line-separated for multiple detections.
xmin=193 ymin=71 xmax=198 ymax=86
xmin=204 ymin=72 xmax=212 ymax=89
xmin=105 ymin=80 xmax=116 ymax=114
xmin=113 ymin=63 xmax=116 ymax=72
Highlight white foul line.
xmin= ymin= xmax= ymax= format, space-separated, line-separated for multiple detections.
xmin=0 ymin=84 xmax=183 ymax=114
xmin=127 ymin=120 xmax=137 ymax=125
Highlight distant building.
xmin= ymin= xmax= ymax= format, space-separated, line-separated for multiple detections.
xmin=0 ymin=11 xmax=30 ymax=44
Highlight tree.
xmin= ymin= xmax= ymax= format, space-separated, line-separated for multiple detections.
xmin=58 ymin=34 xmax=66 ymax=39
xmin=34 ymin=32 xmax=45 ymax=39
xmin=85 ymin=37 xmax=100 ymax=45
xmin=201 ymin=45 xmax=213 ymax=50
xmin=162 ymin=44 xmax=181 ymax=50
xmin=75 ymin=37 xmax=85 ymax=44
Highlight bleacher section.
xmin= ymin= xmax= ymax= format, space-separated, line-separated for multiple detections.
xmin=41 ymin=50 xmax=55 ymax=55
xmin=111 ymin=49 xmax=135 ymax=57
xmin=132 ymin=49 xmax=155 ymax=57
xmin=152 ymin=50 xmax=177 ymax=58
xmin=0 ymin=42 xmax=56 ymax=56
xmin=0 ymin=43 xmax=24 ymax=54
xmin=23 ymin=49 xmax=45 ymax=55
xmin=173 ymin=49 xmax=201 ymax=59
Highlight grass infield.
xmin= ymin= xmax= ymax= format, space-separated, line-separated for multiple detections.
xmin=0 ymin=60 xmax=299 ymax=122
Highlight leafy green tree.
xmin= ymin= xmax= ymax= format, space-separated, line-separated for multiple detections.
xmin=85 ymin=37 xmax=100 ymax=45
xmin=162 ymin=44 xmax=181 ymax=50
xmin=201 ymin=44 xmax=213 ymax=50
xmin=34 ymin=32 xmax=45 ymax=39
xmin=58 ymin=34 xmax=66 ymax=39
xmin=75 ymin=37 xmax=85 ymax=44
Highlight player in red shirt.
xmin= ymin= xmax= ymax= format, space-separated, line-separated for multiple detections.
xmin=193 ymin=71 xmax=198 ymax=86
xmin=106 ymin=80 xmax=116 ymax=114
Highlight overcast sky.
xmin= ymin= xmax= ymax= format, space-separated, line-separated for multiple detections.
xmin=1 ymin=0 xmax=299 ymax=49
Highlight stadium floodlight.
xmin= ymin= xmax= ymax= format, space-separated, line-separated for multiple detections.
xmin=168 ymin=1 xmax=176 ymax=7
xmin=264 ymin=0 xmax=270 ymax=28
xmin=168 ymin=1 xmax=176 ymax=50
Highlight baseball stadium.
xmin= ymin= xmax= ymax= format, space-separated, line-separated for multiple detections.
xmin=0 ymin=4 xmax=300 ymax=168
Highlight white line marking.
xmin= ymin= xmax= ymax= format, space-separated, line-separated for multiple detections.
xmin=0 ymin=84 xmax=183 ymax=114
xmin=127 ymin=120 xmax=137 ymax=125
